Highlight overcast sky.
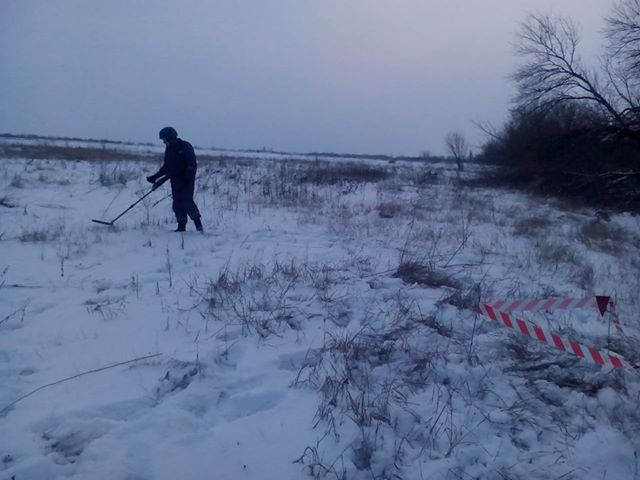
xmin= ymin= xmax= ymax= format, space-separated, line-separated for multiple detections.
xmin=1 ymin=1 xmax=615 ymax=155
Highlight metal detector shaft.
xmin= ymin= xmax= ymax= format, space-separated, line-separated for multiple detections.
xmin=92 ymin=175 xmax=169 ymax=226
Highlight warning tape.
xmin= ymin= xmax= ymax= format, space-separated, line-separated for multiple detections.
xmin=483 ymin=296 xmax=596 ymax=313
xmin=477 ymin=303 xmax=629 ymax=369
xmin=483 ymin=295 xmax=625 ymax=335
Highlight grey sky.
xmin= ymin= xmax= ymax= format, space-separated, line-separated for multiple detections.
xmin=1 ymin=0 xmax=614 ymax=155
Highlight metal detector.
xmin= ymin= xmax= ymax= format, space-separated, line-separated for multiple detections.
xmin=92 ymin=175 xmax=169 ymax=226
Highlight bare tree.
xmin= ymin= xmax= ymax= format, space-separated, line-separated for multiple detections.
xmin=512 ymin=4 xmax=640 ymax=141
xmin=445 ymin=131 xmax=469 ymax=171
xmin=606 ymin=0 xmax=640 ymax=77
xmin=603 ymin=0 xmax=640 ymax=132
xmin=513 ymin=14 xmax=618 ymax=122
xmin=506 ymin=3 xmax=640 ymax=207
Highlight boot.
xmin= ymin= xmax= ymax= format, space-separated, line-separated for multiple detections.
xmin=174 ymin=221 xmax=186 ymax=232
xmin=194 ymin=217 xmax=204 ymax=233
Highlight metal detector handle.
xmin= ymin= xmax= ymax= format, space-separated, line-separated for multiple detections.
xmin=152 ymin=175 xmax=170 ymax=191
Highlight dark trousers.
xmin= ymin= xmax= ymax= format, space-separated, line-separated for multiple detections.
xmin=170 ymin=177 xmax=201 ymax=224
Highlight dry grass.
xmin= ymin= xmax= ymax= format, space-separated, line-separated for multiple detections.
xmin=10 ymin=174 xmax=24 ymax=188
xmin=19 ymin=226 xmax=63 ymax=243
xmin=0 ymin=143 xmax=153 ymax=162
xmin=298 ymin=161 xmax=390 ymax=186
xmin=579 ymin=219 xmax=627 ymax=253
xmin=413 ymin=168 xmax=440 ymax=187
xmin=375 ymin=201 xmax=404 ymax=219
xmin=513 ymin=215 xmax=553 ymax=236
xmin=534 ymin=239 xmax=580 ymax=266
xmin=394 ymin=261 xmax=462 ymax=289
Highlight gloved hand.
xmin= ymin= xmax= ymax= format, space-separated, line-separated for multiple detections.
xmin=146 ymin=175 xmax=158 ymax=184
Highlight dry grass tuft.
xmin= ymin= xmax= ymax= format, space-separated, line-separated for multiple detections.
xmin=394 ymin=261 xmax=461 ymax=289
xmin=579 ymin=219 xmax=627 ymax=253
xmin=375 ymin=201 xmax=403 ymax=219
xmin=298 ymin=162 xmax=390 ymax=186
xmin=10 ymin=174 xmax=24 ymax=188
xmin=513 ymin=215 xmax=553 ymax=236
xmin=19 ymin=226 xmax=63 ymax=243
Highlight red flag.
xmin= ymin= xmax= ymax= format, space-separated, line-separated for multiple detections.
xmin=595 ymin=296 xmax=610 ymax=316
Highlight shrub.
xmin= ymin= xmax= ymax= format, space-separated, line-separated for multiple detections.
xmin=477 ymin=101 xmax=640 ymax=210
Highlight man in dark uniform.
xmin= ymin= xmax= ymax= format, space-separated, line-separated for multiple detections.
xmin=146 ymin=127 xmax=203 ymax=232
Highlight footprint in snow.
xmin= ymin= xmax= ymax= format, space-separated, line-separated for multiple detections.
xmin=153 ymin=360 xmax=201 ymax=402
xmin=34 ymin=398 xmax=152 ymax=465
xmin=217 ymin=390 xmax=285 ymax=422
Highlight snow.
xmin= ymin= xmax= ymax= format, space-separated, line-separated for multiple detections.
xmin=1 ymin=147 xmax=639 ymax=479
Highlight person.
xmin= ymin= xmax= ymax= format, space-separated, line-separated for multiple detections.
xmin=146 ymin=127 xmax=203 ymax=232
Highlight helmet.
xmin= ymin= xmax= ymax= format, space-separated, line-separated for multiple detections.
xmin=159 ymin=126 xmax=178 ymax=142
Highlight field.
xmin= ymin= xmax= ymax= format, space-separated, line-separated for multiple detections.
xmin=1 ymin=138 xmax=639 ymax=479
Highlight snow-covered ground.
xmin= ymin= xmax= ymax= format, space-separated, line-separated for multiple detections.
xmin=1 ymin=148 xmax=639 ymax=479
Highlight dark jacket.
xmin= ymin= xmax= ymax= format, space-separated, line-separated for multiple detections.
xmin=155 ymin=139 xmax=197 ymax=181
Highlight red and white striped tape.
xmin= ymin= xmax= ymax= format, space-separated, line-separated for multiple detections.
xmin=484 ymin=296 xmax=596 ymax=313
xmin=477 ymin=302 xmax=636 ymax=370
xmin=483 ymin=295 xmax=625 ymax=335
